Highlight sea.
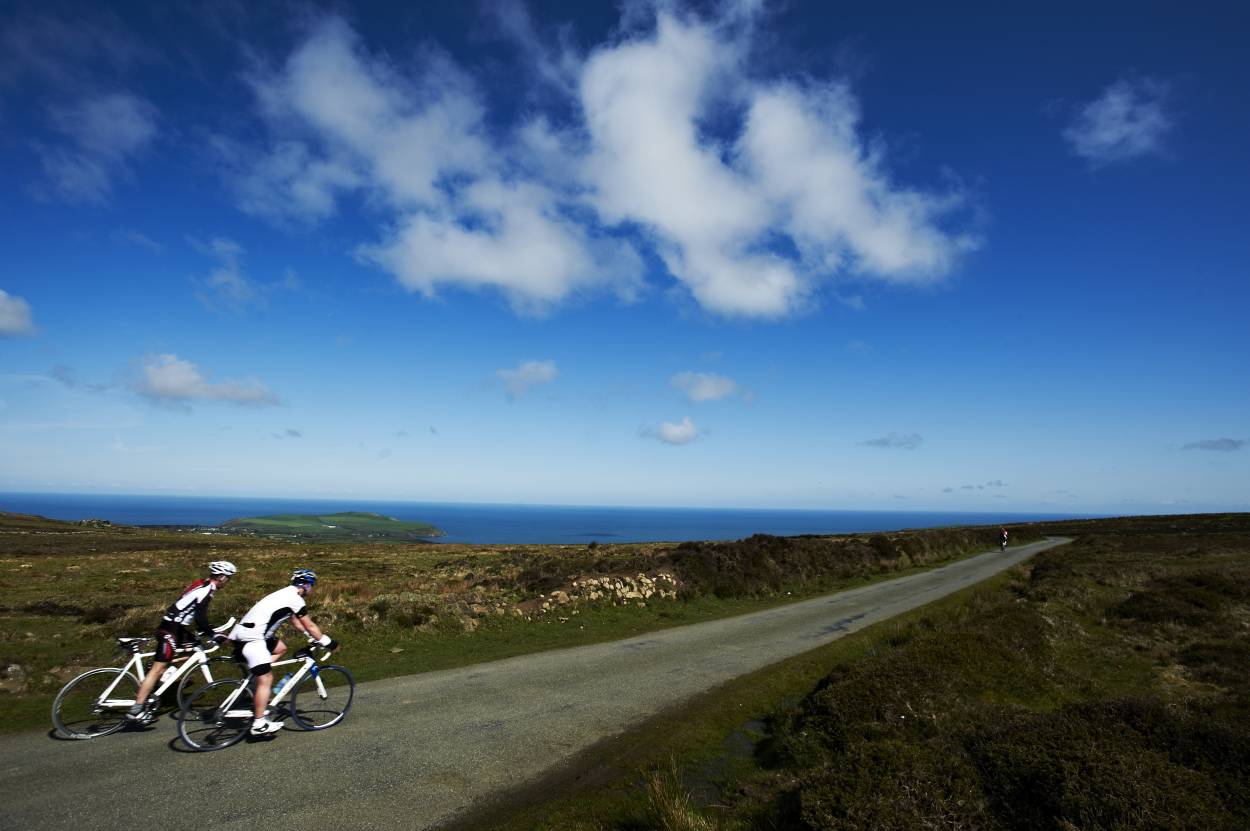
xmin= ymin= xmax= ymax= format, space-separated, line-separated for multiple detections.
xmin=0 ymin=492 xmax=1094 ymax=545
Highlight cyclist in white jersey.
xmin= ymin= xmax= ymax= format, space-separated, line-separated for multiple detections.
xmin=126 ymin=560 xmax=237 ymax=722
xmin=229 ymin=568 xmax=337 ymax=736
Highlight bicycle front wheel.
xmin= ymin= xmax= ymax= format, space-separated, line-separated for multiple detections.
xmin=289 ymin=666 xmax=355 ymax=730
xmin=52 ymin=668 xmax=138 ymax=739
xmin=178 ymin=679 xmax=252 ymax=751
xmin=175 ymin=655 xmax=246 ymax=709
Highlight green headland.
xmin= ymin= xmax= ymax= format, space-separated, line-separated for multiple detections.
xmin=220 ymin=511 xmax=443 ymax=542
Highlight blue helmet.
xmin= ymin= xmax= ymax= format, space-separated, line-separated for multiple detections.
xmin=291 ymin=568 xmax=317 ymax=587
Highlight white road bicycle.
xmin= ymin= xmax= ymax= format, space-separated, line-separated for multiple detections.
xmin=51 ymin=617 xmax=239 ymax=739
xmin=178 ymin=644 xmax=354 ymax=752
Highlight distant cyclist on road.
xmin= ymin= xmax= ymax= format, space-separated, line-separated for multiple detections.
xmin=229 ymin=568 xmax=337 ymax=736
xmin=1000 ymin=526 xmax=1009 ymax=551
xmin=126 ymin=560 xmax=237 ymax=723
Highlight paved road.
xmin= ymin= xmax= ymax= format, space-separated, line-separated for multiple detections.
xmin=0 ymin=538 xmax=1066 ymax=830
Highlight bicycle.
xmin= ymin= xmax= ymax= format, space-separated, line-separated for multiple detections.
xmin=51 ymin=617 xmax=239 ymax=739
xmin=178 ymin=644 xmax=354 ymax=751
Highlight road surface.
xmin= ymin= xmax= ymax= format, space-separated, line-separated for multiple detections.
xmin=0 ymin=537 xmax=1067 ymax=830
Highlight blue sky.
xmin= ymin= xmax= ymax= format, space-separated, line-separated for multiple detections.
xmin=1 ymin=1 xmax=1247 ymax=513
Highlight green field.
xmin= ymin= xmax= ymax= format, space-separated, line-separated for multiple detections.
xmin=220 ymin=511 xmax=442 ymax=542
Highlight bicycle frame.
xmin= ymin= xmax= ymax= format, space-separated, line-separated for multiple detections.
xmin=90 ymin=617 xmax=236 ymax=709
xmin=214 ymin=648 xmax=330 ymax=719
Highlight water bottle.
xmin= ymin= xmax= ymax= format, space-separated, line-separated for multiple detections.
xmin=273 ymin=673 xmax=293 ymax=697
xmin=159 ymin=666 xmax=177 ymax=683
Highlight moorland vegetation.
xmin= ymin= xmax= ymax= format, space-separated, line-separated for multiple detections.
xmin=497 ymin=514 xmax=1250 ymax=831
xmin=0 ymin=511 xmax=1030 ymax=732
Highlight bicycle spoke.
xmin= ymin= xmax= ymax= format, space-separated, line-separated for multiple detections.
xmin=178 ymin=679 xmax=251 ymax=751
xmin=289 ymin=666 xmax=355 ymax=730
xmin=52 ymin=669 xmax=138 ymax=740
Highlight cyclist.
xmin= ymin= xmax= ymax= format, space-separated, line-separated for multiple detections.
xmin=1000 ymin=526 xmax=1009 ymax=551
xmin=126 ymin=560 xmax=237 ymax=722
xmin=229 ymin=568 xmax=337 ymax=736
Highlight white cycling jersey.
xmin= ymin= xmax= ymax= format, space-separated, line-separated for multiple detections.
xmin=230 ymin=585 xmax=307 ymax=642
xmin=161 ymin=578 xmax=217 ymax=630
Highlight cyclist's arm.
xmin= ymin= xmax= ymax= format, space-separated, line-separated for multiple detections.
xmin=193 ymin=595 xmax=216 ymax=639
xmin=293 ymin=613 xmax=324 ymax=642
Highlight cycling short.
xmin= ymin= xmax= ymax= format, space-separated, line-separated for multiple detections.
xmin=234 ymin=637 xmax=279 ymax=675
xmin=154 ymin=624 xmax=188 ymax=663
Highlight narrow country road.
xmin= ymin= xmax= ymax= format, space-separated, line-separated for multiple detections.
xmin=0 ymin=538 xmax=1067 ymax=830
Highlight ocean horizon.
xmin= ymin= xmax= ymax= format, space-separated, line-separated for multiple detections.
xmin=0 ymin=491 xmax=1097 ymax=545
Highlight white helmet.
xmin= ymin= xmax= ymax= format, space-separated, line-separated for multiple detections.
xmin=209 ymin=560 xmax=237 ymax=577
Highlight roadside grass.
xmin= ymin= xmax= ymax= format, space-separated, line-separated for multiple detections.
xmin=0 ymin=513 xmax=1037 ymax=734
xmin=460 ymin=514 xmax=1250 ymax=831
xmin=447 ymin=570 xmax=1029 ymax=831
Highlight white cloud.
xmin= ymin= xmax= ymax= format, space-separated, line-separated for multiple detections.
xmin=1182 ymin=438 xmax=1245 ymax=452
xmin=359 ymin=180 xmax=644 ymax=314
xmin=225 ymin=10 xmax=973 ymax=319
xmin=579 ymin=13 xmax=975 ymax=317
xmin=230 ymin=16 xmax=643 ymax=313
xmin=739 ymin=82 xmax=976 ymax=282
xmin=110 ymin=436 xmax=162 ymax=454
xmin=136 ymin=354 xmax=279 ymax=407
xmin=1064 ymin=78 xmax=1171 ymax=166
xmin=38 ymin=92 xmax=157 ymax=202
xmin=191 ymin=237 xmax=261 ymax=310
xmin=496 ymin=359 xmax=558 ymax=399
xmin=653 ymin=416 xmax=699 ymax=445
xmin=191 ymin=237 xmax=300 ymax=311
xmin=112 ymin=229 xmax=162 ymax=252
xmin=0 ymin=12 xmax=143 ymax=90
xmin=860 ymin=432 xmax=922 ymax=450
xmin=671 ymin=371 xmax=738 ymax=402
xmin=0 ymin=290 xmax=36 ymax=336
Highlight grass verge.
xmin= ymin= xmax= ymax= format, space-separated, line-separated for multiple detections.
xmin=446 ymin=569 xmax=1026 ymax=830
xmin=455 ymin=514 xmax=1250 ymax=830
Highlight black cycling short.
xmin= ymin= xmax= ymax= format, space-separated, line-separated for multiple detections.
xmin=153 ymin=624 xmax=189 ymax=663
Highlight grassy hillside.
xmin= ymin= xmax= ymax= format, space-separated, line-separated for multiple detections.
xmin=0 ymin=512 xmax=1033 ymax=733
xmin=483 ymin=513 xmax=1250 ymax=831
xmin=220 ymin=510 xmax=442 ymax=542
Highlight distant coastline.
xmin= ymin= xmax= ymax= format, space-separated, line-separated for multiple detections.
xmin=0 ymin=491 xmax=1097 ymax=546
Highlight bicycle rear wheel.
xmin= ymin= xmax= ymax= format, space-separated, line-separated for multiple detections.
xmin=52 ymin=668 xmax=138 ymax=739
xmin=175 ymin=655 xmax=246 ymax=709
xmin=289 ymin=666 xmax=355 ymax=730
xmin=178 ymin=679 xmax=252 ymax=751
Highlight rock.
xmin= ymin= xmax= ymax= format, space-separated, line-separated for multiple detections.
xmin=389 ymin=647 xmax=404 ymax=653
xmin=461 ymin=617 xmax=480 ymax=633
xmin=552 ymin=591 xmax=570 ymax=605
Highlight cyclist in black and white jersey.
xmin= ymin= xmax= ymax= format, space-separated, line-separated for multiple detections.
xmin=229 ymin=568 xmax=337 ymax=736
xmin=126 ymin=560 xmax=237 ymax=722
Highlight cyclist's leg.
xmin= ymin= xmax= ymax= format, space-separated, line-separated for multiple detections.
xmin=253 ymin=638 xmax=286 ymax=717
xmin=128 ymin=628 xmax=175 ymax=719
xmin=239 ymin=638 xmax=283 ymax=733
